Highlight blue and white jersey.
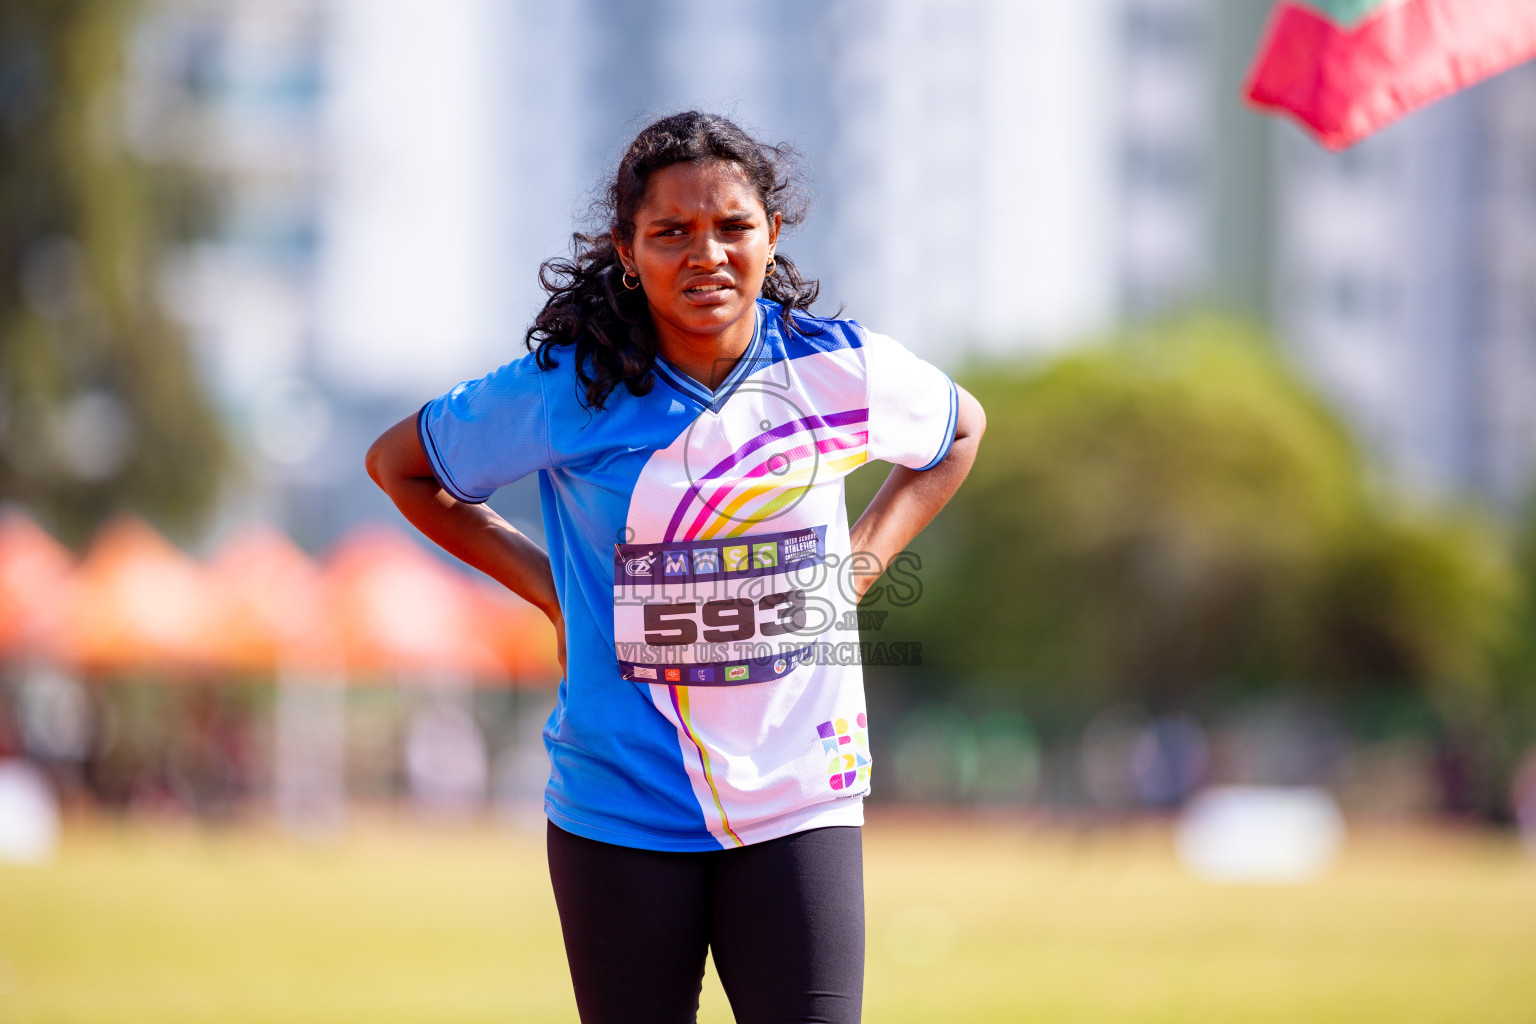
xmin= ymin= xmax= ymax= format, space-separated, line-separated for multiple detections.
xmin=419 ymin=299 xmax=957 ymax=850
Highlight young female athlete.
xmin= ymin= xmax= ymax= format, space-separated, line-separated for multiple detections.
xmin=367 ymin=111 xmax=984 ymax=1024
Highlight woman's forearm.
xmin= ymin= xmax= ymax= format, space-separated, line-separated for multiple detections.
xmin=365 ymin=415 xmax=562 ymax=623
xmin=847 ymin=384 xmax=985 ymax=600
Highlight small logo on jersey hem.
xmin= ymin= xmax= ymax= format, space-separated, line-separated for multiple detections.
xmin=817 ymin=714 xmax=870 ymax=790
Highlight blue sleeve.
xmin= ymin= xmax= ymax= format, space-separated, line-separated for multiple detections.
xmin=416 ymin=353 xmax=553 ymax=503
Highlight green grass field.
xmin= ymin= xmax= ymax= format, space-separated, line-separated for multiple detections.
xmin=2 ymin=811 xmax=1534 ymax=1023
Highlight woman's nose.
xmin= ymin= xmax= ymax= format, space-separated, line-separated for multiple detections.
xmin=687 ymin=233 xmax=727 ymax=268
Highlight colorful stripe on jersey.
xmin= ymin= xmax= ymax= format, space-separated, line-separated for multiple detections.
xmin=667 ymin=683 xmax=744 ymax=847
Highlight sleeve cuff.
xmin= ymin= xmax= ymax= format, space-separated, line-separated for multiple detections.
xmin=913 ymin=375 xmax=959 ymax=472
xmin=416 ymin=403 xmax=491 ymax=504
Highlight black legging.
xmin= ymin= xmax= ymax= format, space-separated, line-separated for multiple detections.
xmin=546 ymin=821 xmax=865 ymax=1024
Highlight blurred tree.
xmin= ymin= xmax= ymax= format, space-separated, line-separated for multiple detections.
xmin=1492 ymin=498 xmax=1536 ymax=746
xmin=0 ymin=0 xmax=225 ymax=547
xmin=1314 ymin=511 xmax=1512 ymax=704
xmin=853 ymin=317 xmax=1514 ymax=714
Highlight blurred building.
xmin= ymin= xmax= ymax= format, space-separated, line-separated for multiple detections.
xmin=127 ymin=0 xmax=333 ymax=540
xmin=530 ymin=0 xmax=1127 ymax=360
xmin=1276 ymin=64 xmax=1536 ymax=503
xmin=1116 ymin=0 xmax=1536 ymax=506
xmin=1480 ymin=66 xmax=1536 ymax=507
xmin=125 ymin=0 xmax=1536 ymax=546
xmin=130 ymin=0 xmax=529 ymax=550
xmin=130 ymin=0 xmax=1143 ymax=548
xmin=1118 ymin=0 xmax=1215 ymax=317
xmin=1110 ymin=0 xmax=1536 ymax=506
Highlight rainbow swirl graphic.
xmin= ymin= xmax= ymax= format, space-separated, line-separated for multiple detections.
xmin=663 ymin=409 xmax=870 ymax=542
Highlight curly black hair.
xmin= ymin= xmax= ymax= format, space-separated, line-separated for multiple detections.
xmin=526 ymin=111 xmax=822 ymax=411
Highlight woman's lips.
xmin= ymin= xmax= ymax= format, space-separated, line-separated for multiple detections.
xmin=682 ymin=280 xmax=733 ymax=305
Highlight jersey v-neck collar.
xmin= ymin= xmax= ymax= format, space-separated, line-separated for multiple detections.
xmin=651 ymin=304 xmax=766 ymax=414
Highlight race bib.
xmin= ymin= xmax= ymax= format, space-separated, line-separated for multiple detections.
xmin=612 ymin=526 xmax=828 ymax=685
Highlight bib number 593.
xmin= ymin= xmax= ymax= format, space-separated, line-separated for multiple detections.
xmin=643 ymin=591 xmax=807 ymax=646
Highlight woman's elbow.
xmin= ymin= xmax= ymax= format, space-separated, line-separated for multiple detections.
xmin=365 ymin=413 xmax=428 ymax=492
xmin=364 ymin=435 xmax=389 ymax=489
xmin=956 ymin=385 xmax=986 ymax=443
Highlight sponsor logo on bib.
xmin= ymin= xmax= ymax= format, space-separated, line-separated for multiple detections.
xmin=723 ymin=545 xmax=749 ymax=572
xmin=752 ymin=542 xmax=778 ymax=569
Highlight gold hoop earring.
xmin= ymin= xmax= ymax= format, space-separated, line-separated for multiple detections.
xmin=621 ymin=267 xmax=640 ymax=291
xmin=765 ymin=256 xmax=776 ymax=277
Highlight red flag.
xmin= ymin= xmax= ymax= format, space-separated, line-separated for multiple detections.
xmin=1245 ymin=0 xmax=1536 ymax=150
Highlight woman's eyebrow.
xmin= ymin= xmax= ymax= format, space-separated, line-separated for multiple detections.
xmin=645 ymin=210 xmax=757 ymax=228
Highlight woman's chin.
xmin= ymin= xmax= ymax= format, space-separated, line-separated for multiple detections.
xmin=663 ymin=297 xmax=751 ymax=335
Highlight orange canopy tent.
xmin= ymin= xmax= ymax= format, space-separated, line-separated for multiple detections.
xmin=0 ymin=514 xmax=73 ymax=661
xmin=0 ymin=515 xmax=557 ymax=683
xmin=319 ymin=524 xmax=557 ymax=683
xmin=54 ymin=518 xmax=236 ymax=674
xmin=207 ymin=524 xmax=335 ymax=675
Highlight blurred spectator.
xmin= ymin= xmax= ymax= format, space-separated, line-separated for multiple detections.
xmin=1335 ymin=736 xmax=1439 ymax=819
xmin=404 ymin=693 xmax=488 ymax=819
xmin=16 ymin=667 xmax=93 ymax=764
xmin=1081 ymin=705 xmax=1146 ymax=810
xmin=1131 ymin=713 xmax=1208 ymax=808
xmin=0 ymin=758 xmax=58 ymax=863
xmin=274 ymin=674 xmax=346 ymax=836
xmin=1206 ymin=699 xmax=1349 ymax=788
xmin=165 ymin=684 xmax=254 ymax=820
xmin=14 ymin=666 xmax=93 ymax=807
xmin=1082 ymin=706 xmax=1208 ymax=811
xmin=1512 ymin=748 xmax=1536 ymax=852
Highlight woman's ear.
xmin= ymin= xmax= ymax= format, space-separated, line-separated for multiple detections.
xmin=611 ymin=228 xmax=633 ymax=271
xmin=768 ymin=211 xmax=782 ymax=253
